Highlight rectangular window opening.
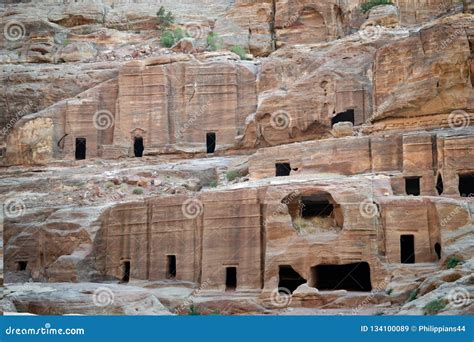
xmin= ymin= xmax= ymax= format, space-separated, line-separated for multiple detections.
xmin=405 ymin=177 xmax=421 ymax=196
xmin=166 ymin=255 xmax=176 ymax=279
xmin=400 ymin=235 xmax=415 ymax=264
xmin=17 ymin=261 xmax=28 ymax=271
xmin=225 ymin=267 xmax=237 ymax=291
xmin=75 ymin=138 xmax=86 ymax=160
xmin=122 ymin=261 xmax=130 ymax=283
xmin=206 ymin=132 xmax=216 ymax=154
xmin=275 ymin=163 xmax=291 ymax=177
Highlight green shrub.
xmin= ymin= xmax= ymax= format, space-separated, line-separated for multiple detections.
xmin=160 ymin=28 xmax=188 ymax=48
xmin=408 ymin=289 xmax=418 ymax=302
xmin=225 ymin=170 xmax=240 ymax=182
xmin=156 ymin=6 xmax=175 ymax=29
xmin=230 ymin=45 xmax=248 ymax=60
xmin=206 ymin=32 xmax=222 ymax=51
xmin=160 ymin=31 xmax=175 ymax=48
xmin=386 ymin=288 xmax=393 ymax=295
xmin=187 ymin=305 xmax=200 ymax=315
xmin=132 ymin=188 xmax=144 ymax=195
xmin=209 ymin=180 xmax=218 ymax=188
xmin=446 ymin=256 xmax=463 ymax=269
xmin=360 ymin=0 xmax=393 ymax=13
xmin=105 ymin=181 xmax=115 ymax=189
xmin=424 ymin=299 xmax=446 ymax=315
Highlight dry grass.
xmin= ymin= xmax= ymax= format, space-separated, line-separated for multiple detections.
xmin=293 ymin=216 xmax=338 ymax=234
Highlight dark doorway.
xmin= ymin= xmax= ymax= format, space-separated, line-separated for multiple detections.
xmin=17 ymin=261 xmax=27 ymax=271
xmin=311 ymin=262 xmax=372 ymax=291
xmin=459 ymin=174 xmax=474 ymax=197
xmin=225 ymin=267 xmax=237 ymax=291
xmin=278 ymin=265 xmax=306 ymax=293
xmin=301 ymin=196 xmax=333 ymax=217
xmin=75 ymin=138 xmax=86 ymax=160
xmin=122 ymin=261 xmax=130 ymax=282
xmin=400 ymin=235 xmax=415 ymax=264
xmin=206 ymin=132 xmax=216 ymax=154
xmin=434 ymin=243 xmax=442 ymax=260
xmin=405 ymin=177 xmax=421 ymax=196
xmin=166 ymin=255 xmax=176 ymax=279
xmin=331 ymin=109 xmax=355 ymax=127
xmin=134 ymin=137 xmax=144 ymax=157
xmin=275 ymin=163 xmax=291 ymax=177
xmin=436 ymin=174 xmax=444 ymax=195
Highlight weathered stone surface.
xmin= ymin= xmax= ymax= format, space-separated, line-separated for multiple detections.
xmin=2 ymin=283 xmax=172 ymax=315
xmin=362 ymin=5 xmax=400 ymax=28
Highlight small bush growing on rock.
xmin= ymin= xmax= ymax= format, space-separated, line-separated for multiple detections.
xmin=209 ymin=180 xmax=218 ymax=188
xmin=132 ymin=188 xmax=144 ymax=195
xmin=424 ymin=299 xmax=446 ymax=315
xmin=360 ymin=0 xmax=393 ymax=13
xmin=156 ymin=6 xmax=175 ymax=30
xmin=225 ymin=170 xmax=240 ymax=182
xmin=105 ymin=181 xmax=115 ymax=189
xmin=386 ymin=288 xmax=393 ymax=295
xmin=446 ymin=256 xmax=463 ymax=269
xmin=230 ymin=45 xmax=248 ymax=60
xmin=408 ymin=289 xmax=418 ymax=302
xmin=187 ymin=305 xmax=200 ymax=315
xmin=206 ymin=32 xmax=222 ymax=51
xmin=160 ymin=28 xmax=188 ymax=48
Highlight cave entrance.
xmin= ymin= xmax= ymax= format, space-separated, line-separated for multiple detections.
xmin=17 ymin=261 xmax=28 ymax=271
xmin=400 ymin=235 xmax=415 ymax=264
xmin=225 ymin=267 xmax=237 ymax=291
xmin=435 ymin=243 xmax=442 ymax=260
xmin=311 ymin=262 xmax=372 ymax=291
xmin=275 ymin=162 xmax=291 ymax=177
xmin=405 ymin=177 xmax=421 ymax=196
xmin=459 ymin=173 xmax=474 ymax=197
xmin=75 ymin=138 xmax=86 ymax=160
xmin=331 ymin=109 xmax=355 ymax=127
xmin=134 ymin=137 xmax=144 ymax=157
xmin=436 ymin=174 xmax=444 ymax=195
xmin=122 ymin=261 xmax=130 ymax=283
xmin=206 ymin=132 xmax=216 ymax=154
xmin=301 ymin=196 xmax=334 ymax=218
xmin=278 ymin=265 xmax=306 ymax=293
xmin=166 ymin=255 xmax=176 ymax=279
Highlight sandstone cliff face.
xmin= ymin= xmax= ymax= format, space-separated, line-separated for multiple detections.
xmin=4 ymin=15 xmax=472 ymax=164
